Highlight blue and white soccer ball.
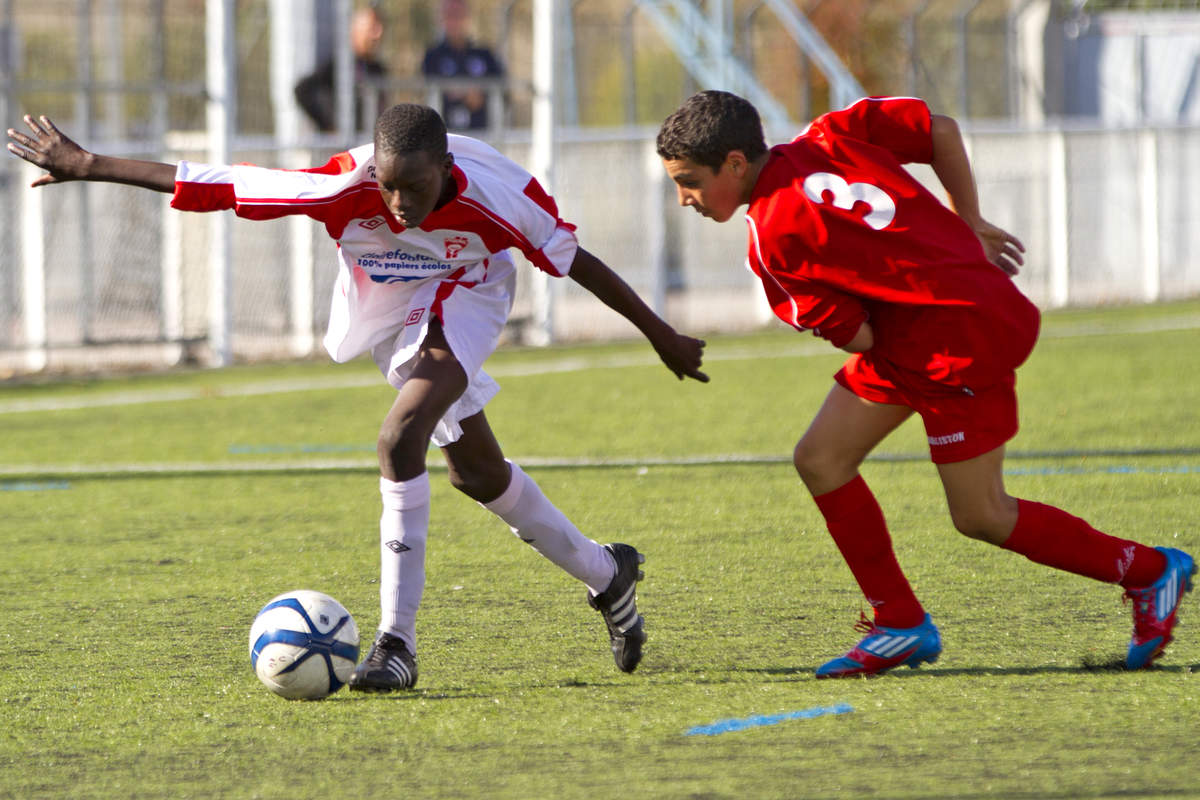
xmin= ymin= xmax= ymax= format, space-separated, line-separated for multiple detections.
xmin=248 ymin=590 xmax=360 ymax=700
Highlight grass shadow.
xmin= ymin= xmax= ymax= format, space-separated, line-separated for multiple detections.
xmin=335 ymin=688 xmax=495 ymax=701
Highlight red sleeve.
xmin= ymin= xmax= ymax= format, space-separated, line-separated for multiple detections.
xmin=774 ymin=269 xmax=869 ymax=348
xmin=171 ymin=163 xmax=236 ymax=212
xmin=812 ymin=97 xmax=934 ymax=165
xmin=170 ymin=150 xmax=376 ymax=230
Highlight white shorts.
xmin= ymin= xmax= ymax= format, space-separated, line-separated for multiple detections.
xmin=370 ymin=257 xmax=517 ymax=447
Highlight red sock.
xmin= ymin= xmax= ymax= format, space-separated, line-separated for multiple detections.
xmin=813 ymin=475 xmax=926 ymax=628
xmin=1002 ymin=499 xmax=1166 ymax=587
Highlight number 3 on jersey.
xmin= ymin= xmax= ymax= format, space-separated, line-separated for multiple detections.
xmin=802 ymin=172 xmax=896 ymax=231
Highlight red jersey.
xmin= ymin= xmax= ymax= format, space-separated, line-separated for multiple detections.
xmin=746 ymin=97 xmax=1039 ymax=390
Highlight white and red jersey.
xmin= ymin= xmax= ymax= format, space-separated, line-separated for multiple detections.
xmin=746 ymin=97 xmax=1039 ymax=388
xmin=171 ymin=134 xmax=578 ymax=363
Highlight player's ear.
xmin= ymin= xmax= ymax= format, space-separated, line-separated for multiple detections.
xmin=442 ymin=152 xmax=455 ymax=171
xmin=723 ymin=150 xmax=748 ymax=177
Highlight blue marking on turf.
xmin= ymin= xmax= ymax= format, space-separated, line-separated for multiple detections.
xmin=1 ymin=480 xmax=70 ymax=491
xmin=686 ymin=703 xmax=854 ymax=736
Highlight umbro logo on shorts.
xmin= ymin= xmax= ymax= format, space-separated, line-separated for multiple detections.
xmin=385 ymin=540 xmax=411 ymax=553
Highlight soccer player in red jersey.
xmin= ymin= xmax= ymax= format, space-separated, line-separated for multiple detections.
xmin=657 ymin=90 xmax=1195 ymax=676
xmin=8 ymin=105 xmax=708 ymax=689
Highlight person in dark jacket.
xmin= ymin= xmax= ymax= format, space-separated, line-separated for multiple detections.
xmin=421 ymin=0 xmax=503 ymax=130
xmin=295 ymin=5 xmax=387 ymax=133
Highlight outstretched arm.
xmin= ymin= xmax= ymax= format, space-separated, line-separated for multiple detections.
xmin=6 ymin=115 xmax=176 ymax=192
xmin=568 ymin=247 xmax=708 ymax=382
xmin=929 ymin=114 xmax=1024 ymax=276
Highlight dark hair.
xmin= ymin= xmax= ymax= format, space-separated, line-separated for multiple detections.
xmin=656 ymin=90 xmax=767 ymax=170
xmin=374 ymin=104 xmax=448 ymax=159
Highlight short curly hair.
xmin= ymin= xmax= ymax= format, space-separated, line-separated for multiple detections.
xmin=656 ymin=90 xmax=767 ymax=170
xmin=374 ymin=103 xmax=447 ymax=159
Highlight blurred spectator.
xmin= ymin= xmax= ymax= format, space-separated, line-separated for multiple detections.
xmin=295 ymin=5 xmax=387 ymax=133
xmin=422 ymin=0 xmax=504 ymax=130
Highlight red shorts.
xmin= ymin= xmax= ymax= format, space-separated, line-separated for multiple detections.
xmin=835 ymin=352 xmax=1019 ymax=464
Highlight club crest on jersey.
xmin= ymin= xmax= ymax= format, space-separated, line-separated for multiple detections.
xmin=444 ymin=235 xmax=469 ymax=258
xmin=359 ymin=217 xmax=386 ymax=230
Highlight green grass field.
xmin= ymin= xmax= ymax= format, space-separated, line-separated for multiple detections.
xmin=3 ymin=301 xmax=1200 ymax=799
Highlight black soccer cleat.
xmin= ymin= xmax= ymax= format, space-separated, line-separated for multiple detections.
xmin=587 ymin=543 xmax=647 ymax=673
xmin=348 ymin=631 xmax=418 ymax=692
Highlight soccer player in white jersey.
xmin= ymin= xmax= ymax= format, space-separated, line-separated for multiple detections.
xmin=8 ymin=105 xmax=708 ymax=690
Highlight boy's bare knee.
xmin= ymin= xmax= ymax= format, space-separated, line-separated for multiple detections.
xmin=447 ymin=459 xmax=510 ymax=502
xmin=793 ymin=440 xmax=858 ymax=494
xmin=792 ymin=438 xmax=822 ymax=474
xmin=377 ymin=420 xmax=413 ymax=460
xmin=377 ymin=414 xmax=436 ymax=479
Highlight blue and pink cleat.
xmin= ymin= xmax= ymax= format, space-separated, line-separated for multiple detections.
xmin=1124 ymin=547 xmax=1196 ymax=669
xmin=817 ymin=547 xmax=1195 ymax=678
xmin=816 ymin=612 xmax=942 ymax=679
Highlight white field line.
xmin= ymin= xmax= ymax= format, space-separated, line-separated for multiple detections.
xmin=2 ymin=312 xmax=1199 ymax=416
xmin=0 ymin=343 xmax=828 ymax=414
xmin=6 ymin=448 xmax=1200 ymax=480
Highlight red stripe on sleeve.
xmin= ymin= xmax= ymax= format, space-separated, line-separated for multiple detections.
xmin=522 ymin=177 xmax=560 ymax=218
xmin=524 ymin=246 xmax=565 ymax=277
xmin=171 ymin=181 xmax=236 ymax=212
xmin=299 ymin=151 xmax=359 ymax=176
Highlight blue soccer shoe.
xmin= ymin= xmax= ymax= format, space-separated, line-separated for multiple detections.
xmin=816 ymin=612 xmax=942 ymax=679
xmin=1125 ymin=546 xmax=1196 ymax=669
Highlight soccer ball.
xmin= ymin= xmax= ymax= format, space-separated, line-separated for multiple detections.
xmin=248 ymin=590 xmax=360 ymax=700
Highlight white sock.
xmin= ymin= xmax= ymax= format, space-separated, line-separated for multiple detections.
xmin=482 ymin=462 xmax=617 ymax=594
xmin=378 ymin=473 xmax=430 ymax=654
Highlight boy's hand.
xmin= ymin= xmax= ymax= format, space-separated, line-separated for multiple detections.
xmin=566 ymin=247 xmax=709 ymax=382
xmin=6 ymin=115 xmax=94 ymax=186
xmin=652 ymin=330 xmax=709 ymax=382
xmin=971 ymin=218 xmax=1025 ymax=276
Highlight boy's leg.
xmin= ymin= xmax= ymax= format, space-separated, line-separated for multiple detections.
xmin=441 ymin=412 xmax=618 ymax=593
xmin=936 ymin=447 xmax=1166 ymax=583
xmin=797 ymin=384 xmax=943 ymax=678
xmin=796 ymin=384 xmax=926 ymax=629
xmin=351 ymin=320 xmax=468 ymax=692
xmin=441 ymin=412 xmax=645 ymax=672
xmin=938 ymin=447 xmax=1194 ymax=668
